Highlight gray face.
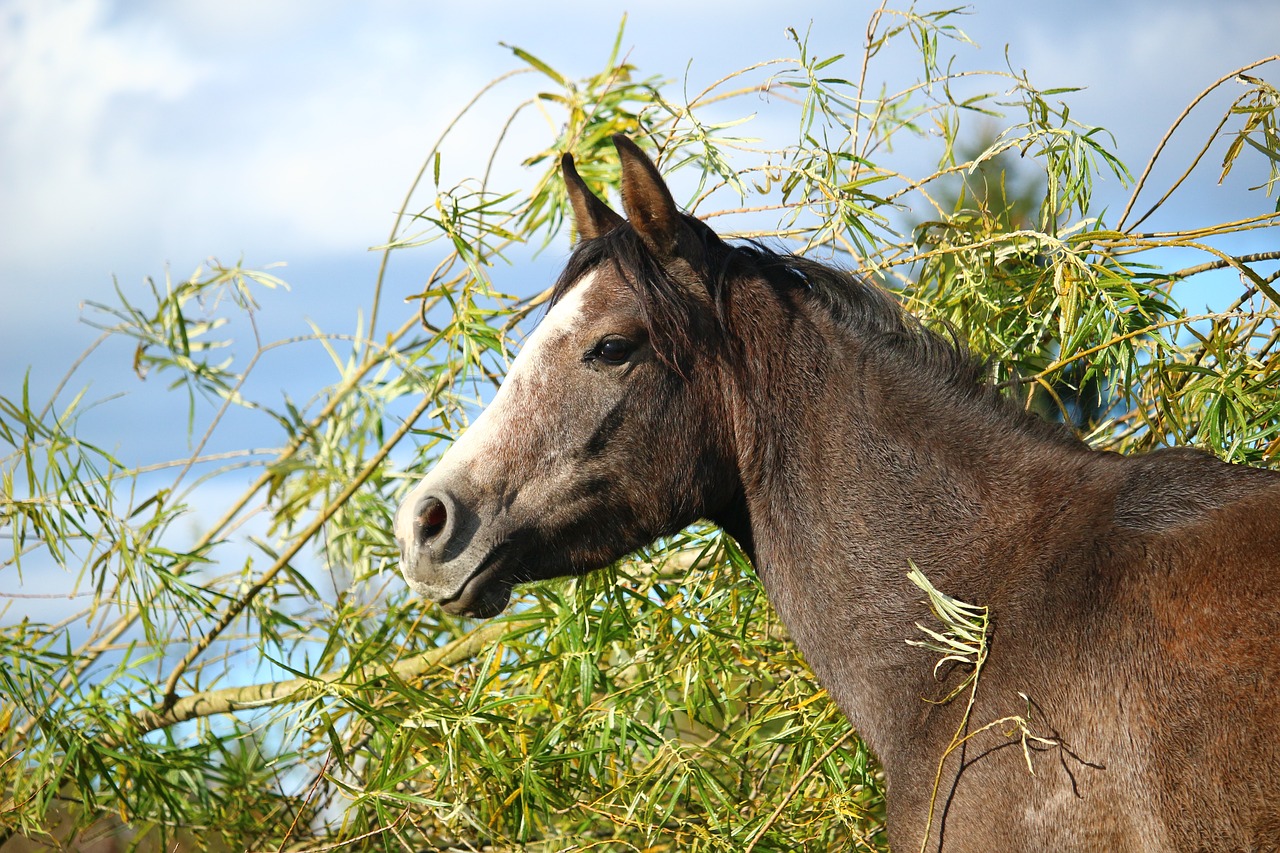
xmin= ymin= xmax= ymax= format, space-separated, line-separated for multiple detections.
xmin=393 ymin=266 xmax=711 ymax=618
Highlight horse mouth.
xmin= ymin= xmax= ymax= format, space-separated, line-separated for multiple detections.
xmin=438 ymin=547 xmax=514 ymax=619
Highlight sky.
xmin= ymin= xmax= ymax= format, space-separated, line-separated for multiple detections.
xmin=1 ymin=0 xmax=1279 ymax=471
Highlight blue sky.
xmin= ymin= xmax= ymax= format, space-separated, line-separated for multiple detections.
xmin=2 ymin=0 xmax=1279 ymax=470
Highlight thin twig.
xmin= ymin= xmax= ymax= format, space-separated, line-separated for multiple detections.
xmin=158 ymin=377 xmax=443 ymax=707
xmin=1165 ymin=250 xmax=1280 ymax=283
xmin=743 ymin=729 xmax=858 ymax=853
xmin=21 ymin=312 xmax=426 ymax=744
xmin=1118 ymin=55 xmax=1280 ymax=231
xmin=366 ymin=67 xmax=534 ymax=352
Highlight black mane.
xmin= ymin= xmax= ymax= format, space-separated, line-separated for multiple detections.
xmin=553 ymin=220 xmax=1083 ymax=449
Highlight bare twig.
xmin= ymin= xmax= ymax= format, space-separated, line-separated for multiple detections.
xmin=1118 ymin=55 xmax=1280 ymax=231
xmin=130 ymin=620 xmax=511 ymax=741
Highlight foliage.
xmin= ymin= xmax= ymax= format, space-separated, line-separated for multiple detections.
xmin=3 ymin=7 xmax=1279 ymax=851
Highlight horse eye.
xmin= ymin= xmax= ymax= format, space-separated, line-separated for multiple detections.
xmin=590 ymin=336 xmax=635 ymax=365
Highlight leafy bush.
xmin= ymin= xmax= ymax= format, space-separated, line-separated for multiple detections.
xmin=2 ymin=8 xmax=1277 ymax=851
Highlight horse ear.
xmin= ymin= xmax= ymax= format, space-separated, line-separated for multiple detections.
xmin=613 ymin=134 xmax=682 ymax=258
xmin=562 ymin=153 xmax=625 ymax=241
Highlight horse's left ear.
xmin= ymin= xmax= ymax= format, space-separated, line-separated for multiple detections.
xmin=613 ymin=134 xmax=683 ymax=258
xmin=562 ymin=153 xmax=625 ymax=240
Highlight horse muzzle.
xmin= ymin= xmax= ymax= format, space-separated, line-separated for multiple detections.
xmin=394 ymin=488 xmax=515 ymax=618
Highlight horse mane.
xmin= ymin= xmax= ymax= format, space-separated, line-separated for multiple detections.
xmin=552 ymin=220 xmax=1084 ymax=449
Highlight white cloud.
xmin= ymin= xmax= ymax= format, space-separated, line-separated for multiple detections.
xmin=1 ymin=0 xmax=210 ymax=130
xmin=1 ymin=0 xmax=209 ymax=273
xmin=0 ymin=0 xmax=517 ymax=281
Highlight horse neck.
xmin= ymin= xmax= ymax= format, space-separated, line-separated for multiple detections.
xmin=716 ymin=295 xmax=1101 ymax=759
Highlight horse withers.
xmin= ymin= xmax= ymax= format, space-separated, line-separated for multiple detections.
xmin=394 ymin=135 xmax=1280 ymax=851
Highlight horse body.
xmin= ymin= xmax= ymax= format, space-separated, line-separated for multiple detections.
xmin=395 ymin=135 xmax=1280 ymax=850
xmin=709 ymin=252 xmax=1280 ymax=850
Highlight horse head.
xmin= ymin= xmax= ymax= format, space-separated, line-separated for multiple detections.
xmin=393 ymin=136 xmax=744 ymax=617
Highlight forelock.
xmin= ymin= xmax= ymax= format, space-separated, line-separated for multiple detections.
xmin=553 ymin=219 xmax=726 ymax=370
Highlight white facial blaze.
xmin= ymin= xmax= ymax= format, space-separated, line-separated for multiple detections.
xmin=393 ymin=274 xmax=595 ymax=558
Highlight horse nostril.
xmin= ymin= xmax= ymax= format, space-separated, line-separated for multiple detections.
xmin=417 ymin=496 xmax=448 ymax=544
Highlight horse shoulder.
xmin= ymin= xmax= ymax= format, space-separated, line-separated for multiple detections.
xmin=967 ymin=449 xmax=1280 ymax=848
xmin=1105 ymin=448 xmax=1280 ymax=845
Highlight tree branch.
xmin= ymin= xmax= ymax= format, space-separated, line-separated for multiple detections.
xmin=1118 ymin=55 xmax=1280 ymax=231
xmin=1165 ymin=249 xmax=1280 ymax=282
xmin=158 ymin=383 xmax=441 ymax=708
xmin=125 ymin=620 xmax=511 ymax=742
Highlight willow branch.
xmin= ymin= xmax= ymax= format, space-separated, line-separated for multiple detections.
xmin=38 ymin=331 xmax=110 ymax=422
xmin=850 ymin=0 xmax=890 ymax=187
xmin=1164 ymin=250 xmax=1280 ymax=282
xmin=158 ymin=375 xmax=444 ymax=707
xmin=1118 ymin=55 xmax=1280 ymax=231
xmin=27 ymin=312 xmax=427 ymax=745
xmin=127 ymin=620 xmax=510 ymax=742
xmin=366 ymin=66 xmax=533 ymax=350
xmin=1017 ymin=311 xmax=1249 ymax=385
xmin=743 ymin=728 xmax=858 ymax=853
xmin=1124 ymin=95 xmax=1243 ymax=234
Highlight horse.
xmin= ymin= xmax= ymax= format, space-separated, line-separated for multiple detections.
xmin=393 ymin=134 xmax=1280 ymax=851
